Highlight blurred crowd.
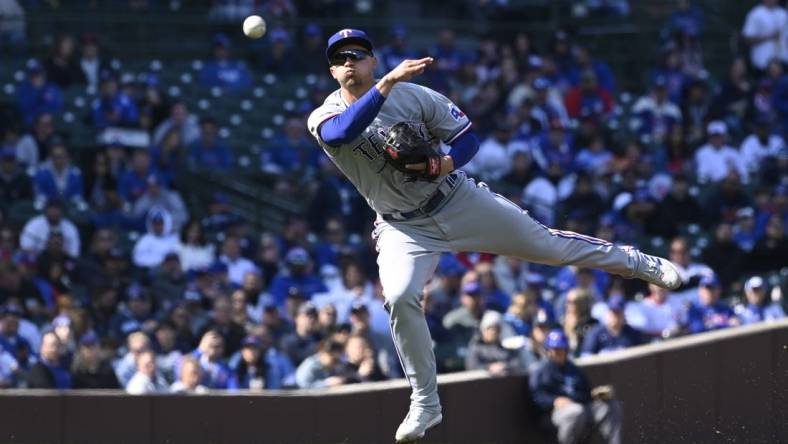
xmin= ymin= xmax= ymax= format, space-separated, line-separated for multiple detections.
xmin=0 ymin=0 xmax=785 ymax=399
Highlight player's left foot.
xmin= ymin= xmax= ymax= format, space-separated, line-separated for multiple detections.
xmin=394 ymin=408 xmax=442 ymax=443
xmin=631 ymin=252 xmax=682 ymax=290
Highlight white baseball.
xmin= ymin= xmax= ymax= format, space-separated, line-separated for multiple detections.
xmin=243 ymin=15 xmax=266 ymax=39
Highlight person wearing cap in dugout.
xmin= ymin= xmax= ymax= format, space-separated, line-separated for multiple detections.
xmin=687 ymin=274 xmax=739 ymax=334
xmin=580 ymin=295 xmax=645 ymax=356
xmin=734 ymin=276 xmax=785 ymax=325
xmin=530 ymin=329 xmax=622 ymax=444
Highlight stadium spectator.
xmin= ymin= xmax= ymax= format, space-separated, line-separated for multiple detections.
xmin=170 ymin=355 xmax=208 ymax=394
xmin=175 ymin=219 xmax=215 ymax=273
xmin=218 ymin=235 xmax=258 ymax=287
xmin=131 ymin=174 xmax=189 ymax=231
xmin=465 ymin=310 xmax=521 ymax=375
xmin=70 ymin=331 xmax=120 ymax=389
xmin=255 ymin=28 xmax=299 ymax=76
xmin=295 ymin=339 xmax=347 ymax=389
xmin=197 ymin=296 xmax=245 ymax=358
xmin=465 ymin=122 xmax=513 ymax=182
xmin=183 ymin=330 xmax=231 ymax=389
xmin=199 ymin=33 xmax=252 ymax=93
xmin=740 ymin=116 xmax=785 ymax=175
xmin=16 ymin=61 xmax=63 ymax=128
xmin=696 ymin=120 xmax=747 ymax=183
xmin=299 ymin=23 xmax=326 ymax=75
xmin=580 ymin=295 xmax=645 ymax=356
xmin=269 ymin=247 xmax=327 ymax=309
xmin=748 ymin=215 xmax=788 ymax=273
xmin=0 ymin=0 xmax=25 ymax=45
xmin=111 ymin=282 xmax=156 ymax=340
xmin=687 ymin=275 xmax=739 ymax=334
xmin=153 ymin=321 xmax=183 ymax=382
xmin=132 ymin=207 xmax=179 ymax=269
xmin=347 ymin=302 xmax=399 ymax=378
xmin=377 ymin=25 xmax=416 ymax=73
xmin=187 ymin=117 xmax=234 ymax=171
xmin=28 ymin=331 xmax=71 ymax=389
xmin=33 ymin=141 xmax=85 ymax=206
xmin=0 ymin=305 xmax=32 ymax=360
xmin=561 ymin=288 xmax=599 ymax=356
xmin=0 ymin=146 xmax=33 ymax=205
xmin=20 ymin=199 xmax=80 ymax=258
xmin=567 ymin=46 xmax=616 ymax=93
xmin=126 ymin=349 xmax=167 ymax=394
xmin=742 ymin=0 xmax=787 ymax=72
xmin=119 ymin=148 xmax=157 ymax=203
xmin=625 ymin=284 xmax=682 ymax=340
xmin=735 ymin=276 xmax=785 ymax=325
xmin=564 ymin=70 xmax=613 ymax=120
xmin=442 ymin=280 xmax=485 ymax=369
xmin=529 ymin=330 xmax=622 ymax=444
xmin=0 ymin=343 xmax=18 ymax=388
xmin=44 ymin=34 xmax=82 ymax=88
xmin=280 ymin=302 xmax=322 ymax=366
xmin=78 ymin=34 xmax=109 ymax=89
xmin=90 ymin=70 xmax=140 ymax=129
xmin=262 ymin=116 xmax=320 ymax=175
xmin=15 ymin=112 xmax=55 ymax=168
xmin=341 ymin=333 xmax=386 ymax=383
xmin=632 ymin=76 xmax=682 ymax=145
xmin=152 ymin=102 xmax=200 ymax=148
xmin=732 ymin=207 xmax=760 ymax=252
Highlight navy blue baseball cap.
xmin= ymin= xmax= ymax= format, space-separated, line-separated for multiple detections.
xmin=325 ymin=28 xmax=374 ymax=62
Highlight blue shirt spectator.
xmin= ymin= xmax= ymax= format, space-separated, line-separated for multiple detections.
xmin=529 ymin=330 xmax=592 ymax=413
xmin=90 ymin=72 xmax=139 ymax=129
xmin=735 ymin=276 xmax=786 ymax=325
xmin=567 ymin=46 xmax=617 ymax=93
xmin=261 ymin=117 xmax=320 ymax=174
xmin=199 ymin=33 xmax=252 ymax=93
xmin=377 ymin=26 xmax=417 ymax=73
xmin=33 ymin=142 xmax=84 ymax=205
xmin=27 ymin=331 xmax=71 ymax=389
xmin=178 ymin=331 xmax=232 ymax=389
xmin=16 ymin=62 xmax=63 ymax=127
xmin=631 ymin=77 xmax=683 ymax=143
xmin=269 ymin=248 xmax=329 ymax=308
xmin=188 ymin=117 xmax=233 ymax=171
xmin=687 ymin=275 xmax=739 ymax=333
xmin=581 ymin=296 xmax=644 ymax=356
xmin=118 ymin=149 xmax=158 ymax=203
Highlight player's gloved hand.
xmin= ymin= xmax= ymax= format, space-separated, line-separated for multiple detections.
xmin=383 ymin=121 xmax=443 ymax=180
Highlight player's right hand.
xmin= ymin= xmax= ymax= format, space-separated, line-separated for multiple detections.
xmin=384 ymin=57 xmax=434 ymax=84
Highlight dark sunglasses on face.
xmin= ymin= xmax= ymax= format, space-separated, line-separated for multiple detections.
xmin=329 ymin=49 xmax=371 ymax=66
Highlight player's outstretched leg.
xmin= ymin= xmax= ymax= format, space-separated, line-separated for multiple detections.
xmin=438 ymin=179 xmax=681 ymax=289
xmin=375 ymin=224 xmax=444 ymax=442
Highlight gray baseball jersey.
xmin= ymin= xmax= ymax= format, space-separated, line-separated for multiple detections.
xmin=307 ymin=82 xmax=471 ymax=215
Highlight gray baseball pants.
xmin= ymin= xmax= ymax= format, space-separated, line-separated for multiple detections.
xmin=373 ymin=172 xmax=638 ymax=412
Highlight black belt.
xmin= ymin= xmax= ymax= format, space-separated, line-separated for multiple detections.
xmin=382 ymin=172 xmax=459 ymax=222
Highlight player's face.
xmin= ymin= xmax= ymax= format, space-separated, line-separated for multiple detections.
xmin=329 ymin=44 xmax=376 ymax=89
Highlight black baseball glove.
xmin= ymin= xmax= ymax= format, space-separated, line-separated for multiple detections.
xmin=382 ymin=122 xmax=442 ymax=180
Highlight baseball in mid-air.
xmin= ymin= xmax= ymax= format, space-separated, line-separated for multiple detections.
xmin=242 ymin=15 xmax=266 ymax=39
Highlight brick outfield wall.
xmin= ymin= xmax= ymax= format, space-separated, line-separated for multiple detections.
xmin=0 ymin=319 xmax=785 ymax=444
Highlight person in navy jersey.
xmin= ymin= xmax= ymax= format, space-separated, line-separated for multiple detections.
xmin=90 ymin=70 xmax=139 ymax=129
xmin=687 ymin=275 xmax=739 ymax=334
xmin=269 ymin=248 xmax=328 ymax=309
xmin=530 ymin=330 xmax=621 ymax=444
xmin=15 ymin=61 xmax=63 ymax=128
xmin=118 ymin=149 xmax=157 ymax=203
xmin=734 ymin=276 xmax=785 ymax=325
xmin=28 ymin=331 xmax=71 ymax=389
xmin=199 ymin=33 xmax=252 ymax=93
xmin=580 ymin=295 xmax=644 ymax=356
xmin=33 ymin=141 xmax=84 ymax=206
xmin=188 ymin=117 xmax=233 ymax=171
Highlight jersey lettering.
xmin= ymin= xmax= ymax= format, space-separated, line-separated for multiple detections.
xmin=352 ymin=140 xmax=375 ymax=160
xmin=449 ymin=105 xmax=465 ymax=121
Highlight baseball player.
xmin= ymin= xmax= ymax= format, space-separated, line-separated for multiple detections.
xmin=308 ymin=29 xmax=680 ymax=443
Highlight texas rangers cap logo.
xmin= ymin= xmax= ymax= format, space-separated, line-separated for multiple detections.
xmin=340 ymin=29 xmax=353 ymax=38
